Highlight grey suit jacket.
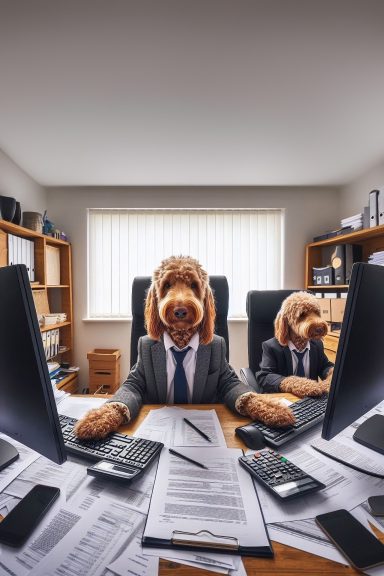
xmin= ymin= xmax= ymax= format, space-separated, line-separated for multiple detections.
xmin=256 ymin=337 xmax=334 ymax=393
xmin=110 ymin=334 xmax=251 ymax=420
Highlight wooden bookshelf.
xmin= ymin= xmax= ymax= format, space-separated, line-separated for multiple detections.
xmin=0 ymin=219 xmax=77 ymax=393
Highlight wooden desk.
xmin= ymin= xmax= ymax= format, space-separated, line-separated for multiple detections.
xmin=110 ymin=396 xmax=361 ymax=576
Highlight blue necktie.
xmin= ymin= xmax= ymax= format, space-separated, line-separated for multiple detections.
xmin=293 ymin=350 xmax=307 ymax=377
xmin=171 ymin=347 xmax=191 ymax=403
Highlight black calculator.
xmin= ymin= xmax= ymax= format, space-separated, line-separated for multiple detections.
xmin=239 ymin=448 xmax=325 ymax=500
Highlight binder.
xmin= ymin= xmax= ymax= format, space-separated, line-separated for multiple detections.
xmin=8 ymin=234 xmax=14 ymax=265
xmin=142 ymin=447 xmax=273 ymax=558
xmin=378 ymin=189 xmax=384 ymax=225
xmin=369 ymin=189 xmax=379 ymax=227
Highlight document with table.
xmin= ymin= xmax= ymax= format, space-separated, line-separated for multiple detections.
xmin=142 ymin=446 xmax=272 ymax=557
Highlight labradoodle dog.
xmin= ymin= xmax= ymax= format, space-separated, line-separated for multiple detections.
xmin=256 ymin=291 xmax=334 ymax=396
xmin=75 ymin=256 xmax=295 ymax=439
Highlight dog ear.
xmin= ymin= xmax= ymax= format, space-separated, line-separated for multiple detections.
xmin=274 ymin=312 xmax=289 ymax=346
xmin=144 ymin=285 xmax=163 ymax=340
xmin=199 ymin=285 xmax=216 ymax=344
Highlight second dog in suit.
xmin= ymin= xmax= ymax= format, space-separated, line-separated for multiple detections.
xmin=256 ymin=292 xmax=334 ymax=397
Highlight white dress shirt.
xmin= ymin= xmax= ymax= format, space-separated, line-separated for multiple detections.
xmin=288 ymin=340 xmax=311 ymax=378
xmin=163 ymin=331 xmax=199 ymax=403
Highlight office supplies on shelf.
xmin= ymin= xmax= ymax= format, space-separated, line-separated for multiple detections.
xmin=59 ymin=414 xmax=163 ymax=480
xmin=239 ymin=448 xmax=325 ymax=500
xmin=142 ymin=447 xmax=273 ymax=557
xmin=183 ymin=417 xmax=212 ymax=442
xmin=239 ymin=396 xmax=328 ymax=448
xmin=168 ymin=448 xmax=207 ymax=469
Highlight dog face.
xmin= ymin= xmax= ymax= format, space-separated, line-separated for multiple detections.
xmin=275 ymin=291 xmax=328 ymax=346
xmin=145 ymin=256 xmax=216 ymax=345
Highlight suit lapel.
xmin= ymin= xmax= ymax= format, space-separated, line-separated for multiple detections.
xmin=192 ymin=344 xmax=211 ymax=403
xmin=151 ymin=341 xmax=167 ymax=402
xmin=283 ymin=346 xmax=294 ymax=375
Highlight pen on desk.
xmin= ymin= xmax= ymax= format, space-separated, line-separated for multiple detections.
xmin=183 ymin=417 xmax=212 ymax=442
xmin=169 ymin=448 xmax=208 ymax=469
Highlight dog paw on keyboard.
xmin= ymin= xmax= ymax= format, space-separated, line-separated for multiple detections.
xmin=74 ymin=404 xmax=126 ymax=440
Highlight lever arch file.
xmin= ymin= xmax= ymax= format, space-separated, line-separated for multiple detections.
xmin=142 ymin=447 xmax=273 ymax=557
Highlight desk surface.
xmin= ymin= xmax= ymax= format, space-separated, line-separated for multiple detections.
xmin=110 ymin=396 xmax=368 ymax=576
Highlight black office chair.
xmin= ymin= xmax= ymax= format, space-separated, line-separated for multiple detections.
xmin=130 ymin=275 xmax=230 ymax=368
xmin=239 ymin=289 xmax=299 ymax=391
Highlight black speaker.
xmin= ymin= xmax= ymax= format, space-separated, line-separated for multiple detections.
xmin=331 ymin=245 xmax=345 ymax=285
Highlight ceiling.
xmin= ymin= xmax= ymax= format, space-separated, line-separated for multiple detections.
xmin=1 ymin=0 xmax=384 ymax=187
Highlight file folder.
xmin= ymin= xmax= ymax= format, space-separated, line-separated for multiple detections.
xmin=369 ymin=189 xmax=379 ymax=227
xmin=378 ymin=189 xmax=384 ymax=226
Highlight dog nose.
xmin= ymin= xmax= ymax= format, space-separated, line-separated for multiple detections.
xmin=174 ymin=307 xmax=188 ymax=319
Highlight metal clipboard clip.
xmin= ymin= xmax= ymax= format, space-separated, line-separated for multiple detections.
xmin=171 ymin=529 xmax=239 ymax=551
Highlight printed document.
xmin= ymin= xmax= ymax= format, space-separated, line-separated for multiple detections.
xmin=134 ymin=406 xmax=226 ymax=447
xmin=143 ymin=447 xmax=270 ymax=549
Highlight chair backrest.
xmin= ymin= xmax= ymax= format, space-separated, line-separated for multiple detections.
xmin=130 ymin=275 xmax=230 ymax=368
xmin=246 ymin=289 xmax=299 ymax=374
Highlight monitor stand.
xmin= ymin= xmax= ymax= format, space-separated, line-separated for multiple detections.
xmin=0 ymin=439 xmax=19 ymax=471
xmin=353 ymin=414 xmax=384 ymax=454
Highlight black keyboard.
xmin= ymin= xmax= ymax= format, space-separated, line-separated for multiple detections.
xmin=245 ymin=396 xmax=328 ymax=448
xmin=239 ymin=448 xmax=325 ymax=500
xmin=59 ymin=415 xmax=163 ymax=479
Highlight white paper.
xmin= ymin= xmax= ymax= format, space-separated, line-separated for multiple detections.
xmin=267 ymin=518 xmax=346 ymax=565
xmin=4 ymin=455 xmax=86 ymax=501
xmin=0 ymin=435 xmax=39 ymax=493
xmin=57 ymin=395 xmax=106 ymax=419
xmin=144 ymin=447 xmax=270 ymax=549
xmin=107 ymin=532 xmax=159 ymax=576
xmin=255 ymin=443 xmax=376 ymax=523
xmin=27 ymin=499 xmax=146 ymax=576
xmin=133 ymin=407 xmax=226 ymax=447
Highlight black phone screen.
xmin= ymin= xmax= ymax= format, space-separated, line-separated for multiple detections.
xmin=316 ymin=509 xmax=384 ymax=570
xmin=0 ymin=484 xmax=60 ymax=547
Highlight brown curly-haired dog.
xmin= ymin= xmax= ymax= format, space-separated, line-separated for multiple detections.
xmin=75 ymin=256 xmax=295 ymax=439
xmin=256 ymin=291 xmax=334 ymax=397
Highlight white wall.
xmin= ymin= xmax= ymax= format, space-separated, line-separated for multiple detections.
xmin=46 ymin=186 xmax=341 ymax=387
xmin=340 ymin=159 xmax=384 ymax=216
xmin=0 ymin=149 xmax=47 ymax=215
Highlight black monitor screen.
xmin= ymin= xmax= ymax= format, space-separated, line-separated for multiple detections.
xmin=322 ymin=262 xmax=384 ymax=451
xmin=0 ymin=264 xmax=66 ymax=468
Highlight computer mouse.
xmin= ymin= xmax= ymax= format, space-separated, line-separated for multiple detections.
xmin=235 ymin=424 xmax=266 ymax=450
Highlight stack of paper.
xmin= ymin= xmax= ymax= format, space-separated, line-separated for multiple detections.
xmin=368 ymin=250 xmax=384 ymax=266
xmin=341 ymin=213 xmax=363 ymax=230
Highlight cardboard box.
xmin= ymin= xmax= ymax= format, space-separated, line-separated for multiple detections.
xmin=331 ymin=298 xmax=346 ymax=323
xmin=87 ymin=348 xmax=121 ymax=393
xmin=318 ymin=298 xmax=331 ymax=321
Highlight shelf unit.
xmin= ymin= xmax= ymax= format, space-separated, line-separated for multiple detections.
xmin=306 ymin=223 xmax=384 ymax=359
xmin=305 ymin=223 xmax=384 ymax=290
xmin=0 ymin=219 xmax=77 ymax=393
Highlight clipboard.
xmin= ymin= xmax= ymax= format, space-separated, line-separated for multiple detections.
xmin=142 ymin=447 xmax=274 ymax=558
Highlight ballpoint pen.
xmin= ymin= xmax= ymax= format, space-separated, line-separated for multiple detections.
xmin=169 ymin=448 xmax=208 ymax=469
xmin=183 ymin=417 xmax=212 ymax=442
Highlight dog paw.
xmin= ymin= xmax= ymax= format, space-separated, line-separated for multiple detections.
xmin=242 ymin=394 xmax=296 ymax=428
xmin=74 ymin=404 xmax=125 ymax=440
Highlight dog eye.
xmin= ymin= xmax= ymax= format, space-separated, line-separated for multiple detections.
xmin=191 ymin=282 xmax=197 ymax=290
xmin=164 ymin=282 xmax=171 ymax=290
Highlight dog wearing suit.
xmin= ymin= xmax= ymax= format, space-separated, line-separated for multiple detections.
xmin=75 ymin=256 xmax=295 ymax=439
xmin=256 ymin=291 xmax=334 ymax=396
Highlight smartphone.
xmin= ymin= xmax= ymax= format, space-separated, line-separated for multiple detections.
xmin=316 ymin=509 xmax=384 ymax=570
xmin=368 ymin=496 xmax=384 ymax=516
xmin=0 ymin=484 xmax=60 ymax=547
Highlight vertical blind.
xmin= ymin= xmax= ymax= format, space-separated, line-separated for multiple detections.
xmin=88 ymin=209 xmax=283 ymax=318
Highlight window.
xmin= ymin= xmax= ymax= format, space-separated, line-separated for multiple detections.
xmin=88 ymin=209 xmax=283 ymax=318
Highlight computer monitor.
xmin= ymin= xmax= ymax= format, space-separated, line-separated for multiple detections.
xmin=0 ymin=264 xmax=66 ymax=470
xmin=322 ymin=262 xmax=384 ymax=454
